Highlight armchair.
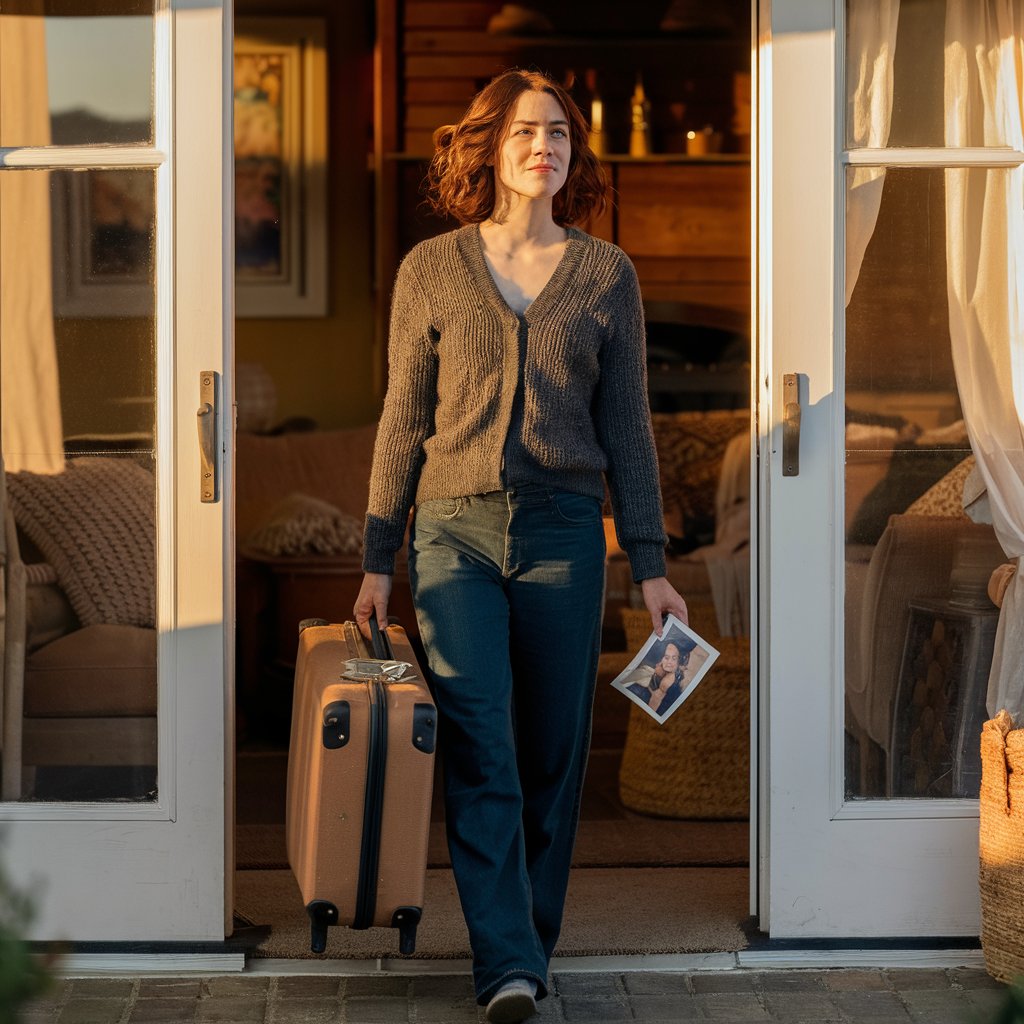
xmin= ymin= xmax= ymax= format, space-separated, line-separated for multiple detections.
xmin=0 ymin=457 xmax=157 ymax=802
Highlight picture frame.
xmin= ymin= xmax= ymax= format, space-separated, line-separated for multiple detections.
xmin=610 ymin=613 xmax=720 ymax=722
xmin=50 ymin=168 xmax=156 ymax=318
xmin=234 ymin=17 xmax=328 ymax=318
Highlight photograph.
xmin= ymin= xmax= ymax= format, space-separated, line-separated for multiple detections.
xmin=610 ymin=613 xmax=719 ymax=723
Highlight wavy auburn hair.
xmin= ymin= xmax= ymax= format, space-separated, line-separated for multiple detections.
xmin=425 ymin=68 xmax=608 ymax=226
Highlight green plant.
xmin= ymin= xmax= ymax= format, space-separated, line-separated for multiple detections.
xmin=990 ymin=979 xmax=1024 ymax=1024
xmin=0 ymin=835 xmax=54 ymax=1024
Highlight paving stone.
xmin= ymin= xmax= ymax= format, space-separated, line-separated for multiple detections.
xmin=69 ymin=978 xmax=136 ymax=998
xmin=760 ymin=991 xmax=839 ymax=1017
xmin=626 ymin=992 xmax=701 ymax=1019
xmin=693 ymin=992 xmax=771 ymax=1020
xmin=834 ymin=990 xmax=910 ymax=1018
xmin=58 ymin=998 xmax=128 ymax=1024
xmin=268 ymin=997 xmax=341 ymax=1024
xmin=553 ymin=973 xmax=623 ymax=996
xmin=128 ymin=998 xmax=199 ymax=1022
xmin=345 ymin=975 xmax=412 ymax=997
xmin=18 ymin=1008 xmax=63 ymax=1024
xmin=137 ymin=979 xmax=203 ymax=999
xmin=342 ymin=995 xmax=411 ymax=1023
xmin=23 ymin=982 xmax=71 ymax=1008
xmin=821 ymin=969 xmax=890 ymax=991
xmin=961 ymin=986 xmax=1010 ymax=1016
xmin=753 ymin=971 xmax=827 ymax=992
xmin=274 ymin=975 xmax=342 ymax=998
xmin=948 ymin=967 xmax=1007 ymax=990
xmin=623 ymin=973 xmax=692 ymax=995
xmin=691 ymin=972 xmax=758 ymax=994
xmin=407 ymin=975 xmax=472 ymax=998
xmin=560 ymin=995 xmax=632 ymax=1021
xmin=202 ymin=977 xmax=271 ymax=997
xmin=414 ymin=996 xmax=484 ymax=1022
xmin=193 ymin=995 xmax=267 ymax=1022
xmin=884 ymin=969 xmax=952 ymax=991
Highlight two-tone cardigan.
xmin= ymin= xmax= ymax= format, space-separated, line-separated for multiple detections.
xmin=362 ymin=222 xmax=667 ymax=583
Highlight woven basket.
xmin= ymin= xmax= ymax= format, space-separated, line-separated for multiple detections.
xmin=620 ymin=602 xmax=724 ymax=651
xmin=979 ymin=710 xmax=1024 ymax=982
xmin=618 ymin=647 xmax=749 ymax=819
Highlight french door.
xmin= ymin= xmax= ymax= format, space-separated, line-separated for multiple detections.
xmin=0 ymin=0 xmax=232 ymax=942
xmin=760 ymin=0 xmax=1024 ymax=934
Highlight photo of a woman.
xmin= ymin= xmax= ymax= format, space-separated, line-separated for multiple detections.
xmin=353 ymin=68 xmax=688 ymax=1023
xmin=624 ymin=638 xmax=693 ymax=717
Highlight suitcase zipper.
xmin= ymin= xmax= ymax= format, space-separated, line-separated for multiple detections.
xmin=353 ymin=636 xmax=391 ymax=929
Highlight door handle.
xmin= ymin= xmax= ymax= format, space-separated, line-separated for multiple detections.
xmin=782 ymin=373 xmax=801 ymax=477
xmin=197 ymin=370 xmax=219 ymax=503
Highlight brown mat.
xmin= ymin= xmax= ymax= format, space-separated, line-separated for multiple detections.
xmin=234 ymin=867 xmax=749 ymax=959
xmin=236 ymin=819 xmax=748 ymax=871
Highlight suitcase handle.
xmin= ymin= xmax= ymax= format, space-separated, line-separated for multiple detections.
xmin=368 ymin=611 xmax=393 ymax=661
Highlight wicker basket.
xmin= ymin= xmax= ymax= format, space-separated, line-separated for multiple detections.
xmin=617 ymin=644 xmax=749 ymax=819
xmin=979 ymin=710 xmax=1024 ymax=982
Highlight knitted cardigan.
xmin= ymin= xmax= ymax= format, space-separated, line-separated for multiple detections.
xmin=363 ymin=223 xmax=667 ymax=583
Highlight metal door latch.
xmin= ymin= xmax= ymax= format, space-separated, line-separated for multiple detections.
xmin=782 ymin=373 xmax=801 ymax=477
xmin=197 ymin=370 xmax=219 ymax=503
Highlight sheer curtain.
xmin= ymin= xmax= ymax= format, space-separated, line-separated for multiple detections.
xmin=943 ymin=0 xmax=1024 ymax=718
xmin=0 ymin=11 xmax=63 ymax=474
xmin=845 ymin=0 xmax=900 ymax=306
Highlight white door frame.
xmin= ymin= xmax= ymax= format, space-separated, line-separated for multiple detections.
xmin=2 ymin=0 xmax=234 ymax=943
xmin=755 ymin=0 xmax=1024 ymax=936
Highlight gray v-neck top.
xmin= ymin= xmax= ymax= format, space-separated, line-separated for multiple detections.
xmin=363 ymin=223 xmax=667 ymax=583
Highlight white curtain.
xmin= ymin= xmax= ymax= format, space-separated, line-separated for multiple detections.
xmin=943 ymin=0 xmax=1024 ymax=718
xmin=0 ymin=12 xmax=63 ymax=474
xmin=845 ymin=0 xmax=901 ymax=306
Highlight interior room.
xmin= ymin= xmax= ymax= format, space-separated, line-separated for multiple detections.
xmin=230 ymin=0 xmax=756 ymax=958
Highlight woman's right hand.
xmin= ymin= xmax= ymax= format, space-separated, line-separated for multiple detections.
xmin=354 ymin=572 xmax=393 ymax=641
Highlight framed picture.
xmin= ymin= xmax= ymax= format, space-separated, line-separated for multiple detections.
xmin=234 ymin=17 xmax=328 ymax=318
xmin=51 ymin=168 xmax=156 ymax=318
xmin=610 ymin=613 xmax=720 ymax=722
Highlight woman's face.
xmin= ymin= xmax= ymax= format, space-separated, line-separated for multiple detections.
xmin=493 ymin=89 xmax=571 ymax=206
xmin=659 ymin=644 xmax=681 ymax=676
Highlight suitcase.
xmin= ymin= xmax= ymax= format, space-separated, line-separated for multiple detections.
xmin=286 ymin=614 xmax=436 ymax=954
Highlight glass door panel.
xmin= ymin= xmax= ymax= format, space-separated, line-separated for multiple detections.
xmin=0 ymin=1 xmax=155 ymax=147
xmin=1 ymin=168 xmax=157 ymax=803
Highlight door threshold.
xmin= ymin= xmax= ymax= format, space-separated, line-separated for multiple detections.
xmin=244 ymin=947 xmax=985 ymax=976
xmin=57 ymin=952 xmax=246 ymax=976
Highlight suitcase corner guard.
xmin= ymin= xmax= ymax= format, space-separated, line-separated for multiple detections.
xmin=391 ymin=906 xmax=422 ymax=955
xmin=307 ymin=900 xmax=339 ymax=953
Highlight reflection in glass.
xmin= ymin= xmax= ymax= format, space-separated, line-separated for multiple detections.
xmin=1 ymin=170 xmax=156 ymax=803
xmin=846 ymin=0 xmax=1023 ymax=149
xmin=844 ymin=166 xmax=1007 ymax=800
xmin=0 ymin=2 xmax=153 ymax=148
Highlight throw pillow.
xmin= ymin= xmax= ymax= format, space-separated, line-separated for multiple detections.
xmin=247 ymin=493 xmax=362 ymax=557
xmin=7 ymin=457 xmax=156 ymax=628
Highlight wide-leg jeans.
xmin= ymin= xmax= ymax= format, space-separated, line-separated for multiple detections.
xmin=408 ymin=485 xmax=607 ymax=1004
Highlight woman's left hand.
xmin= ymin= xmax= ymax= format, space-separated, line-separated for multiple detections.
xmin=640 ymin=576 xmax=688 ymax=636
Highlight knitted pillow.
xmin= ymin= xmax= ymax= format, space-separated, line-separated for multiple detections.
xmin=7 ymin=457 xmax=155 ymax=629
xmin=651 ymin=410 xmax=749 ymax=535
xmin=246 ymin=493 xmax=363 ymax=557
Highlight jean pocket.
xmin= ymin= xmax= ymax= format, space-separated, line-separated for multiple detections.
xmin=549 ymin=491 xmax=602 ymax=525
xmin=418 ymin=496 xmax=464 ymax=521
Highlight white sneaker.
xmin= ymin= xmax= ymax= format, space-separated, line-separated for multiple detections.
xmin=485 ymin=978 xmax=538 ymax=1023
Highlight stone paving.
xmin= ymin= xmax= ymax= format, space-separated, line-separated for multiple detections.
xmin=18 ymin=968 xmax=1016 ymax=1024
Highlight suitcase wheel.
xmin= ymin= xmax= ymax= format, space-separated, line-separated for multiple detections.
xmin=307 ymin=900 xmax=339 ymax=953
xmin=391 ymin=906 xmax=422 ymax=955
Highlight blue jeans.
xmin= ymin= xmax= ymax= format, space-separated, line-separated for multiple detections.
xmin=408 ymin=485 xmax=606 ymax=1004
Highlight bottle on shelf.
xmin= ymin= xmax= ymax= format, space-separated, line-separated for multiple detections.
xmin=629 ymin=73 xmax=652 ymax=157
xmin=584 ymin=69 xmax=606 ymax=156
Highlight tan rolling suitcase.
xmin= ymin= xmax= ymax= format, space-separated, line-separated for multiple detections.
xmin=286 ymin=615 xmax=436 ymax=954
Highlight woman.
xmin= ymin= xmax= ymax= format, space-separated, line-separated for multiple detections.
xmin=625 ymin=640 xmax=690 ymax=717
xmin=354 ymin=69 xmax=687 ymax=1024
